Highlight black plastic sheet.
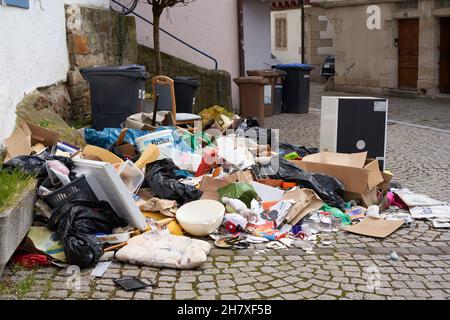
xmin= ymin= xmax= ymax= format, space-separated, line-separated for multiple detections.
xmin=48 ymin=200 xmax=127 ymax=268
xmin=252 ymin=156 xmax=346 ymax=210
xmin=145 ymin=159 xmax=203 ymax=204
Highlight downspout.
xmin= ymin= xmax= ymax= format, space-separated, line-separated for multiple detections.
xmin=301 ymin=0 xmax=305 ymax=63
xmin=237 ymin=0 xmax=245 ymax=76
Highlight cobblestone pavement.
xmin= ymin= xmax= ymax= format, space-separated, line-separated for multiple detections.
xmin=310 ymin=82 xmax=450 ymax=131
xmin=0 ymin=83 xmax=449 ymax=300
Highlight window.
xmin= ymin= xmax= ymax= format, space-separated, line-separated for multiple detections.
xmin=398 ymin=1 xmax=418 ymax=10
xmin=437 ymin=0 xmax=450 ymax=8
xmin=3 ymin=0 xmax=29 ymax=9
xmin=275 ymin=17 xmax=287 ymax=49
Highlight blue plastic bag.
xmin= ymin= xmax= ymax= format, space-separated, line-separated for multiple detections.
xmin=84 ymin=127 xmax=193 ymax=153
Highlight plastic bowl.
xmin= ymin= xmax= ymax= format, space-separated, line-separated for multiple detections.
xmin=176 ymin=200 xmax=225 ymax=236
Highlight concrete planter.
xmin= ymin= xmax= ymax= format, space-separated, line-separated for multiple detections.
xmin=0 ymin=184 xmax=36 ymax=277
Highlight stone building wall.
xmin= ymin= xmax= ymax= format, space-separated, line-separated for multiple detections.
xmin=322 ymin=0 xmax=450 ymax=96
xmin=65 ymin=4 xmax=138 ymax=121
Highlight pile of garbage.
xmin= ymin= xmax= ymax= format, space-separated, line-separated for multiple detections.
xmin=1 ymin=108 xmax=448 ymax=282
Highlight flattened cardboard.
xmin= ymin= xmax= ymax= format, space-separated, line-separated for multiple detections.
xmin=283 ymin=188 xmax=323 ymax=225
xmin=342 ymin=217 xmax=404 ymax=238
xmin=250 ymin=181 xmax=284 ymax=202
xmin=199 ymin=176 xmax=229 ymax=201
xmin=223 ymin=170 xmax=254 ymax=183
xmin=290 ymin=151 xmax=384 ymax=194
xmin=4 ymin=122 xmax=59 ymax=162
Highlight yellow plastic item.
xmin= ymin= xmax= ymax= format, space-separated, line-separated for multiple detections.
xmin=83 ymin=145 xmax=124 ymax=164
xmin=143 ymin=212 xmax=183 ymax=236
xmin=135 ymin=144 xmax=160 ymax=170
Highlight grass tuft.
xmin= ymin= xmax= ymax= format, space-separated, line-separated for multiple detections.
xmin=0 ymin=169 xmax=35 ymax=212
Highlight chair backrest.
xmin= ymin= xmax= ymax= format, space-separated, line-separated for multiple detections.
xmin=151 ymin=75 xmax=177 ymax=122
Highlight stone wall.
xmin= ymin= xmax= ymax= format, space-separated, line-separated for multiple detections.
xmin=65 ymin=4 xmax=138 ymax=121
xmin=138 ymin=45 xmax=233 ymax=113
xmin=305 ymin=6 xmax=336 ymax=81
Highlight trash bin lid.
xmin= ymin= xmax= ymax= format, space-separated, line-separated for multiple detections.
xmin=174 ymin=77 xmax=200 ymax=87
xmin=273 ymin=63 xmax=314 ymax=71
xmin=246 ymin=70 xmax=280 ymax=77
xmin=80 ymin=64 xmax=148 ymax=79
xmin=233 ymin=76 xmax=268 ymax=85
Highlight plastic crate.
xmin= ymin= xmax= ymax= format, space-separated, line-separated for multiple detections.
xmin=44 ymin=176 xmax=98 ymax=208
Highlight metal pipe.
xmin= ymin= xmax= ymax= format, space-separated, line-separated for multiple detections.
xmin=301 ymin=0 xmax=305 ymax=63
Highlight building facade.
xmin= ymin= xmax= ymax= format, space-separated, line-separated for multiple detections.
xmin=135 ymin=0 xmax=274 ymax=108
xmin=321 ymin=0 xmax=450 ymax=95
xmin=0 ymin=0 xmax=110 ymax=144
xmin=271 ymin=1 xmax=336 ymax=80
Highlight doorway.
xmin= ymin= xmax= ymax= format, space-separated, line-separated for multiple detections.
xmin=398 ymin=19 xmax=419 ymax=90
xmin=439 ymin=17 xmax=450 ymax=93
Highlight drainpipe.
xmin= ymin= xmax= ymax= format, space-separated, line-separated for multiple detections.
xmin=301 ymin=0 xmax=305 ymax=63
xmin=237 ymin=0 xmax=245 ymax=76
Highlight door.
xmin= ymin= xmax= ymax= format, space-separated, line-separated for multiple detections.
xmin=440 ymin=18 xmax=450 ymax=93
xmin=398 ymin=19 xmax=419 ymax=90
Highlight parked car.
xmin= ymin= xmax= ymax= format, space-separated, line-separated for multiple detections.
xmin=321 ymin=55 xmax=335 ymax=79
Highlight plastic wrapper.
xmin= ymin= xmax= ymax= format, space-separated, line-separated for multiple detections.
xmin=144 ymin=159 xmax=203 ymax=205
xmin=48 ymin=200 xmax=127 ymax=268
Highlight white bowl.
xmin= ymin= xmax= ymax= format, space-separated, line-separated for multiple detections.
xmin=176 ymin=200 xmax=225 ymax=236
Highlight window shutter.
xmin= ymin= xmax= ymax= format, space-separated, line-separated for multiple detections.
xmin=4 ymin=0 xmax=30 ymax=9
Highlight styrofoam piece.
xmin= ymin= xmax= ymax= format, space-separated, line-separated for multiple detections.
xmin=72 ymin=158 xmax=148 ymax=230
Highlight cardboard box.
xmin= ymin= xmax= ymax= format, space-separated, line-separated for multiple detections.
xmin=290 ymin=151 xmax=384 ymax=207
xmin=4 ymin=122 xmax=59 ymax=162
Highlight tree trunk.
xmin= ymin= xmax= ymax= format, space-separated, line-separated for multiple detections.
xmin=153 ymin=12 xmax=162 ymax=75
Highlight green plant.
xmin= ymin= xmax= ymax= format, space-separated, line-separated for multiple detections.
xmin=0 ymin=169 xmax=35 ymax=212
xmin=15 ymin=274 xmax=36 ymax=298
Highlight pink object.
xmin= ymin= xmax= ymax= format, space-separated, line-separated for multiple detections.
xmin=387 ymin=192 xmax=408 ymax=209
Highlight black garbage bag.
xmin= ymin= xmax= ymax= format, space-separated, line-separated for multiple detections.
xmin=145 ymin=159 xmax=203 ymax=204
xmin=252 ymin=156 xmax=346 ymax=210
xmin=3 ymin=154 xmax=75 ymax=184
xmin=279 ymin=143 xmax=319 ymax=158
xmin=108 ymin=144 xmax=141 ymax=162
xmin=48 ymin=200 xmax=127 ymax=268
xmin=2 ymin=156 xmax=46 ymax=177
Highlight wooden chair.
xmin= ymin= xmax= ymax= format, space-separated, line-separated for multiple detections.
xmin=151 ymin=75 xmax=202 ymax=132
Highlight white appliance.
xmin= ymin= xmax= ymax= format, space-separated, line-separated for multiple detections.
xmin=320 ymin=96 xmax=388 ymax=171
xmin=72 ymin=158 xmax=148 ymax=230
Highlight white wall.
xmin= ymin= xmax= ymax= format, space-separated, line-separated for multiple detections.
xmin=65 ymin=0 xmax=110 ymax=9
xmin=242 ymin=0 xmax=273 ymax=71
xmin=0 ymin=1 xmax=69 ymax=145
xmin=271 ymin=9 xmax=303 ymax=64
xmin=0 ymin=0 xmax=108 ymax=146
xmin=135 ymin=0 xmax=240 ymax=107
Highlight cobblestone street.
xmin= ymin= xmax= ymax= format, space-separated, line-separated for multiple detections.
xmin=1 ymin=83 xmax=449 ymax=300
